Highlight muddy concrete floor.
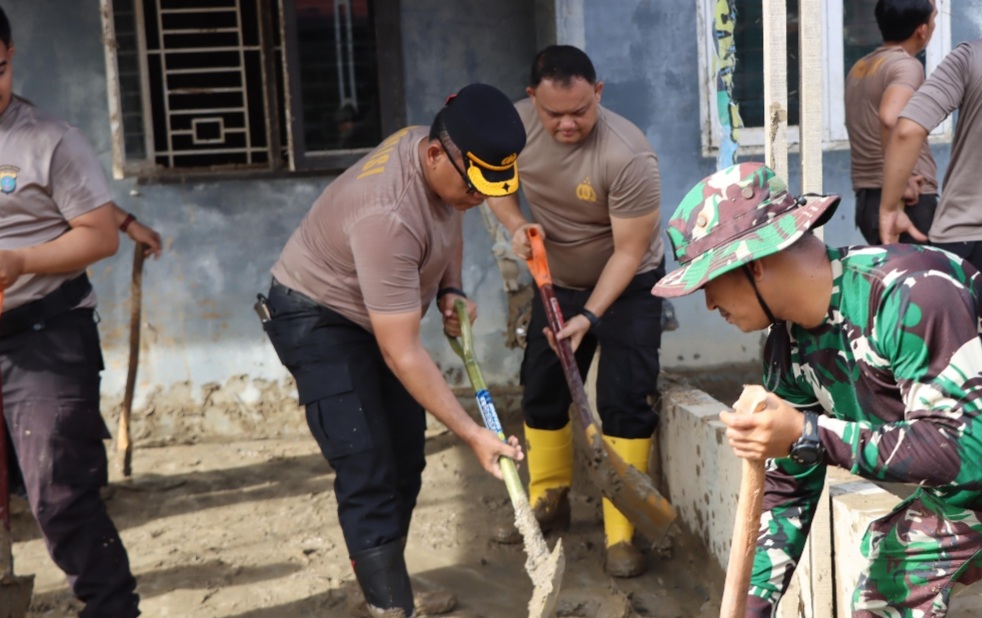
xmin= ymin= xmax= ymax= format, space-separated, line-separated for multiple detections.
xmin=14 ymin=389 xmax=724 ymax=618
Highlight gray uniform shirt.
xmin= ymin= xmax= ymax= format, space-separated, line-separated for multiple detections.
xmin=901 ymin=40 xmax=982 ymax=242
xmin=0 ymin=97 xmax=111 ymax=310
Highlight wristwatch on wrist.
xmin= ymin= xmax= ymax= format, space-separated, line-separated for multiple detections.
xmin=789 ymin=411 xmax=824 ymax=465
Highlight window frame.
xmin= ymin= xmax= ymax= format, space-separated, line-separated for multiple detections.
xmin=696 ymin=0 xmax=952 ymax=156
xmin=100 ymin=0 xmax=405 ymax=180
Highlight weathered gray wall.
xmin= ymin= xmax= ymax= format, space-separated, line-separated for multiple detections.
xmin=5 ymin=0 xmax=980 ymax=441
xmin=571 ymin=0 xmax=971 ymax=370
xmin=6 ymin=0 xmax=537 ymax=442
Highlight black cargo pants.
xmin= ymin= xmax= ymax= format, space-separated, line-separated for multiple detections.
xmin=262 ymin=280 xmax=426 ymax=556
xmin=521 ymin=267 xmax=664 ymax=439
xmin=0 ymin=309 xmax=139 ymax=618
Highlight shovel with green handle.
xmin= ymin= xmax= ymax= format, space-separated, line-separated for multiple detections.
xmin=447 ymin=299 xmax=564 ymax=618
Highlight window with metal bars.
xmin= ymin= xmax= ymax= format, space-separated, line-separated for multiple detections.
xmin=102 ymin=0 xmax=404 ymax=178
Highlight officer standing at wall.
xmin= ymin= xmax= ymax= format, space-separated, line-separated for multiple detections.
xmin=882 ymin=38 xmax=982 ymax=275
xmin=0 ymin=5 xmax=160 ymax=616
xmin=844 ymin=0 xmax=938 ymax=244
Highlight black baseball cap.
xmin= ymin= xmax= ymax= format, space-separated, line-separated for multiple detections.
xmin=441 ymin=83 xmax=526 ymax=197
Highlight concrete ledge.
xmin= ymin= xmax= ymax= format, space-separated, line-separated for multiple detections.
xmin=661 ymin=376 xmax=982 ymax=617
xmin=661 ymin=379 xmax=739 ymax=568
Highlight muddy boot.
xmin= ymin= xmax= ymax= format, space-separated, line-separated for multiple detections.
xmin=492 ymin=423 xmax=573 ymax=544
xmin=602 ymin=435 xmax=652 ymax=578
xmin=413 ymin=590 xmax=457 ymax=616
xmin=349 ymin=540 xmax=415 ymax=617
xmin=605 ymin=541 xmax=646 ymax=578
xmin=348 ymin=585 xmax=457 ymax=617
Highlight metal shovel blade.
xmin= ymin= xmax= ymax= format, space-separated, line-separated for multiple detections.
xmin=0 ymin=573 xmax=34 ymax=618
xmin=510 ymin=485 xmax=564 ymax=618
xmin=1 ymin=526 xmax=33 ymax=618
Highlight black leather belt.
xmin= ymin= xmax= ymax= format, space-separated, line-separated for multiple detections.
xmin=0 ymin=273 xmax=93 ymax=338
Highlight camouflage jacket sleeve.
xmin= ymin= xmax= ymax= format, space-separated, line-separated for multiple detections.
xmin=746 ymin=457 xmax=827 ymax=615
xmin=817 ymin=270 xmax=982 ymax=504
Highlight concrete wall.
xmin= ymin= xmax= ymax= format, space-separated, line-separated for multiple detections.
xmin=5 ymin=0 xmax=539 ymax=442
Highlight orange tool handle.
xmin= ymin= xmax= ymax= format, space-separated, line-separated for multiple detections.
xmin=525 ymin=227 xmax=553 ymax=289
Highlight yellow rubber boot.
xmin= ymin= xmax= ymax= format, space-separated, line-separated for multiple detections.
xmin=492 ymin=423 xmax=573 ymax=544
xmin=602 ymin=435 xmax=652 ymax=578
xmin=526 ymin=423 xmax=574 ymax=507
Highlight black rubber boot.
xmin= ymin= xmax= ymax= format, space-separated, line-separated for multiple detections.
xmin=350 ymin=540 xmax=415 ymax=617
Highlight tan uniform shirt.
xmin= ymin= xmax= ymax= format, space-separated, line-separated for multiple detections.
xmin=272 ymin=126 xmax=460 ymax=332
xmin=0 ymin=97 xmax=109 ymax=311
xmin=901 ymin=40 xmax=982 ymax=242
xmin=845 ymin=46 xmax=938 ymax=192
xmin=515 ymin=99 xmax=663 ymax=290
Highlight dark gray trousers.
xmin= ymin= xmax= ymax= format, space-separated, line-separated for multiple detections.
xmin=1 ymin=309 xmax=139 ymax=618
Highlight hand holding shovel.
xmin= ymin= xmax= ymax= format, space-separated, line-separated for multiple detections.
xmin=523 ymin=227 xmax=677 ymax=544
xmin=447 ymin=299 xmax=564 ymax=618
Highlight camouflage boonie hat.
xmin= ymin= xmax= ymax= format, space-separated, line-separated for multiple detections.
xmin=651 ymin=162 xmax=840 ymax=298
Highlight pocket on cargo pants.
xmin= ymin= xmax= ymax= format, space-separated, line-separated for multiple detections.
xmin=302 ymin=362 xmax=374 ymax=460
xmin=52 ymin=398 xmax=112 ymax=487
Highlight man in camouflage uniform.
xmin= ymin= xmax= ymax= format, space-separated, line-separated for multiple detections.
xmin=651 ymin=162 xmax=982 ymax=617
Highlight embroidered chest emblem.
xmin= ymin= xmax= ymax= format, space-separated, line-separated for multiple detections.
xmin=0 ymin=165 xmax=19 ymax=194
xmin=576 ymin=177 xmax=597 ymax=203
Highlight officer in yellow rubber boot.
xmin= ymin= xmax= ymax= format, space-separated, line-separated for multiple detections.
xmin=486 ymin=45 xmax=664 ymax=578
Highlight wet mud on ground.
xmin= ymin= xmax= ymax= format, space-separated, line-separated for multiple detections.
xmin=14 ymin=388 xmax=728 ymax=618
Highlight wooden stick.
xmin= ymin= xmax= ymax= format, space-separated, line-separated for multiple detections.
xmin=115 ymin=243 xmax=146 ymax=477
xmin=720 ymin=385 xmax=769 ymax=618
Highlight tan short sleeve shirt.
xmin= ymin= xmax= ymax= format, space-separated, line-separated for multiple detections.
xmin=0 ymin=98 xmax=111 ymax=310
xmin=845 ymin=46 xmax=937 ymax=192
xmin=272 ymin=127 xmax=461 ymax=332
xmin=514 ymin=99 xmax=663 ymax=289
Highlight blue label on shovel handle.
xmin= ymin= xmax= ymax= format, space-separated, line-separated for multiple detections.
xmin=475 ymin=389 xmax=504 ymax=436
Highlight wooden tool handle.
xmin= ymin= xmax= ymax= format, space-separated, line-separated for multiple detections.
xmin=525 ymin=231 xmax=594 ymax=433
xmin=720 ymin=385 xmax=769 ymax=618
xmin=116 ymin=243 xmax=146 ymax=477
